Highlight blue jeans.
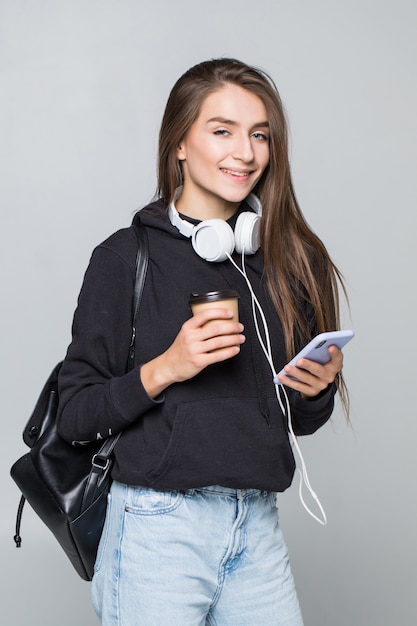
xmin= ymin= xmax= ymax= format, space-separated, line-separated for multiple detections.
xmin=91 ymin=482 xmax=304 ymax=626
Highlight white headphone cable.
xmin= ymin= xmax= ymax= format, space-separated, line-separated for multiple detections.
xmin=226 ymin=251 xmax=327 ymax=525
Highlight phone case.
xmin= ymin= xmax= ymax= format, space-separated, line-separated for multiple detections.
xmin=277 ymin=330 xmax=354 ymax=380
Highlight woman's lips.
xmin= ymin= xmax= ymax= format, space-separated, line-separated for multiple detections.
xmin=220 ymin=167 xmax=254 ymax=179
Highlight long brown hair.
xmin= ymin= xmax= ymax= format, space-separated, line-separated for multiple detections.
xmin=157 ymin=58 xmax=349 ymax=416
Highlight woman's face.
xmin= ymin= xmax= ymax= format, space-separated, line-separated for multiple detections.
xmin=177 ymin=83 xmax=270 ymax=219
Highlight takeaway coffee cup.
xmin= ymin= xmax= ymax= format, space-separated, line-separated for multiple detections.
xmin=189 ymin=290 xmax=239 ymax=323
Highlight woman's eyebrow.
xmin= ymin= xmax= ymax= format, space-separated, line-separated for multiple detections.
xmin=207 ymin=116 xmax=269 ymax=128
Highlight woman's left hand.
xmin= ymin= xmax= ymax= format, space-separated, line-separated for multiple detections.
xmin=277 ymin=345 xmax=343 ymax=399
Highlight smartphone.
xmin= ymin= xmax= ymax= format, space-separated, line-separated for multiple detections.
xmin=277 ymin=330 xmax=354 ymax=381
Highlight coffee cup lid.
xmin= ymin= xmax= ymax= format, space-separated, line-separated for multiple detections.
xmin=189 ymin=290 xmax=239 ymax=305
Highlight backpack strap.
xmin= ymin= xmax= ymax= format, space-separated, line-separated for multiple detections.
xmin=80 ymin=223 xmax=149 ymax=511
xmin=129 ymin=223 xmax=149 ymax=367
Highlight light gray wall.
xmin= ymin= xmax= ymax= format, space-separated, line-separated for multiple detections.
xmin=1 ymin=1 xmax=416 ymax=624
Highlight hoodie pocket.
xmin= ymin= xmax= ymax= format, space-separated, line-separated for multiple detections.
xmin=145 ymin=397 xmax=294 ymax=491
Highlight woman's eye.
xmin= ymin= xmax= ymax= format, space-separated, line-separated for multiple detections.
xmin=252 ymin=132 xmax=269 ymax=141
xmin=214 ymin=129 xmax=230 ymax=136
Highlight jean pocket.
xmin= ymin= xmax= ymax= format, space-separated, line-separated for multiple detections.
xmin=125 ymin=486 xmax=184 ymax=516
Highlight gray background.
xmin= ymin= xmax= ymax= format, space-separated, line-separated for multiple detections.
xmin=1 ymin=1 xmax=416 ymax=624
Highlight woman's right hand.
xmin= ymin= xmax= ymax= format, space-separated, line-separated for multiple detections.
xmin=140 ymin=308 xmax=246 ymax=399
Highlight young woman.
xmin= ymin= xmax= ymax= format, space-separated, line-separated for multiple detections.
xmin=57 ymin=58 xmax=347 ymax=626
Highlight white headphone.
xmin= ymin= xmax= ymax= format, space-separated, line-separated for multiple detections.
xmin=168 ymin=192 xmax=262 ymax=262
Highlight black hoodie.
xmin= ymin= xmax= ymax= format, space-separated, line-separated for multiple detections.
xmin=57 ymin=199 xmax=335 ymax=492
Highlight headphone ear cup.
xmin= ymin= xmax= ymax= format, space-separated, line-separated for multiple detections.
xmin=191 ymin=219 xmax=235 ymax=262
xmin=234 ymin=212 xmax=261 ymax=255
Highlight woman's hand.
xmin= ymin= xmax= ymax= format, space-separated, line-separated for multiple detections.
xmin=277 ymin=344 xmax=343 ymax=399
xmin=140 ymin=308 xmax=245 ymax=398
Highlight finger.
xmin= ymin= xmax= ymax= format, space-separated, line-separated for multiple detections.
xmin=287 ymin=356 xmax=339 ymax=387
xmin=327 ymin=345 xmax=344 ymax=369
xmin=190 ymin=307 xmax=237 ymax=327
xmin=293 ymin=359 xmax=326 ymax=380
xmin=202 ymin=332 xmax=246 ymax=353
xmin=278 ymin=370 xmax=328 ymax=397
xmin=205 ymin=343 xmax=244 ymax=362
xmin=199 ymin=320 xmax=244 ymax=341
xmin=281 ymin=364 xmax=317 ymax=385
xmin=295 ymin=350 xmax=342 ymax=381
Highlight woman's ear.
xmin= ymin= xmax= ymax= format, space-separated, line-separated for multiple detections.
xmin=177 ymin=144 xmax=186 ymax=161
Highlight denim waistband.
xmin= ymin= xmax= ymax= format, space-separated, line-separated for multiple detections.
xmin=185 ymin=485 xmax=271 ymax=499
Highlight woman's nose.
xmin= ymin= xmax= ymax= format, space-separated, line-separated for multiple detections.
xmin=232 ymin=134 xmax=254 ymax=162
